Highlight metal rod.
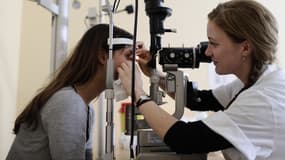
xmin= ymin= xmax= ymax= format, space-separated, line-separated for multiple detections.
xmin=97 ymin=1 xmax=107 ymax=160
xmin=37 ymin=0 xmax=59 ymax=14
xmin=104 ymin=0 xmax=115 ymax=159
xmin=50 ymin=0 xmax=68 ymax=74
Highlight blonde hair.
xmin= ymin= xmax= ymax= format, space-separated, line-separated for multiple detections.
xmin=208 ymin=0 xmax=278 ymax=86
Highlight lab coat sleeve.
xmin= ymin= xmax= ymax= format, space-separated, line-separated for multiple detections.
xmin=203 ymin=111 xmax=257 ymax=160
xmin=212 ymin=78 xmax=244 ymax=108
xmin=203 ymin=88 xmax=275 ymax=160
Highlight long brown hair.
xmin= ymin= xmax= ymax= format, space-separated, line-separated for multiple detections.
xmin=14 ymin=24 xmax=133 ymax=134
xmin=208 ymin=0 xmax=278 ymax=87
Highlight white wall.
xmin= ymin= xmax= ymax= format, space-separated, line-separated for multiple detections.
xmin=17 ymin=1 xmax=51 ymax=113
xmin=259 ymin=0 xmax=285 ymax=69
xmin=1 ymin=0 xmax=284 ymax=159
xmin=0 ymin=0 xmax=23 ymax=159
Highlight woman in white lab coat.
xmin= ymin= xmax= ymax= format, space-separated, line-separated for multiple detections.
xmin=118 ymin=0 xmax=285 ymax=159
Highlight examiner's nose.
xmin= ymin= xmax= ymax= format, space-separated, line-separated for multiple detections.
xmin=205 ymin=46 xmax=212 ymax=57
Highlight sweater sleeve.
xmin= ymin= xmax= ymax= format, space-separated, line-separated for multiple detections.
xmin=41 ymin=90 xmax=88 ymax=160
xmin=164 ymin=121 xmax=233 ymax=154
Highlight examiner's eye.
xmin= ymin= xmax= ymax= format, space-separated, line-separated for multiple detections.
xmin=209 ymin=41 xmax=218 ymax=47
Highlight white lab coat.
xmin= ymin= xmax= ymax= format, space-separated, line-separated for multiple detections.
xmin=202 ymin=64 xmax=285 ymax=160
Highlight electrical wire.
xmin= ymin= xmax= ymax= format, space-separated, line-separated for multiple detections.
xmin=115 ymin=0 xmax=120 ymax=12
xmin=130 ymin=0 xmax=139 ymax=159
xmin=112 ymin=0 xmax=117 ymax=12
xmin=112 ymin=0 xmax=119 ymax=13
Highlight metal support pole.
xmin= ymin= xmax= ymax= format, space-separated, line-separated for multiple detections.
xmin=96 ymin=0 xmax=107 ymax=159
xmin=50 ymin=0 xmax=68 ymax=73
xmin=104 ymin=1 xmax=115 ymax=159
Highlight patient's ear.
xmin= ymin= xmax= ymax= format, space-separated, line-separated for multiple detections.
xmin=99 ymin=53 xmax=108 ymax=65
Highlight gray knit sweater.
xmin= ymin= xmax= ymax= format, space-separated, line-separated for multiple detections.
xmin=6 ymin=87 xmax=94 ymax=160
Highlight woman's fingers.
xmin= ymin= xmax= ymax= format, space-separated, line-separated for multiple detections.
xmin=118 ymin=62 xmax=144 ymax=96
xmin=118 ymin=62 xmax=131 ymax=95
xmin=136 ymin=41 xmax=144 ymax=49
xmin=120 ymin=62 xmax=129 ymax=70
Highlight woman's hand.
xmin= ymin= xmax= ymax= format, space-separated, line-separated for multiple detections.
xmin=117 ymin=61 xmax=145 ymax=99
xmin=136 ymin=42 xmax=152 ymax=77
